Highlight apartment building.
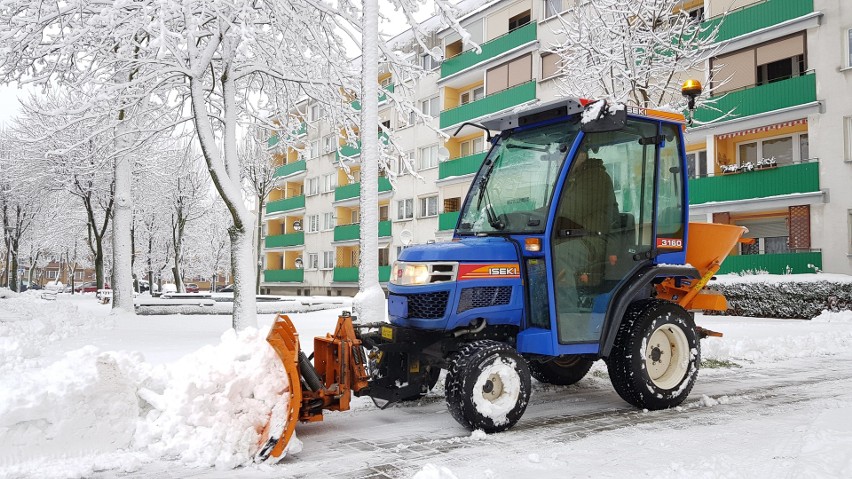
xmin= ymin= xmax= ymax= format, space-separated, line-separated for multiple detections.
xmin=260 ymin=0 xmax=852 ymax=296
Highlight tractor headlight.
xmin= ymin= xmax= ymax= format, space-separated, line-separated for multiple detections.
xmin=390 ymin=262 xmax=431 ymax=285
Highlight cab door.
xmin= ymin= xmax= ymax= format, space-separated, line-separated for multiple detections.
xmin=549 ymin=119 xmax=659 ymax=345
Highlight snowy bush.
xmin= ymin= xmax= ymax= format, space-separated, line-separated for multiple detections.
xmin=707 ymin=278 xmax=852 ymax=319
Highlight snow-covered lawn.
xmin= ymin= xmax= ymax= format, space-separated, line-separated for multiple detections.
xmin=1 ymin=291 xmax=851 ymax=478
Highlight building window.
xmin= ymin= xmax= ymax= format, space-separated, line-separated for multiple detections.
xmin=443 ymin=197 xmax=461 ymax=213
xmin=398 ymin=150 xmax=414 ymax=176
xmin=379 ymin=248 xmax=390 ymax=267
xmin=380 ymin=204 xmax=389 ymax=222
xmin=757 ymin=54 xmax=805 ymax=86
xmin=686 ymin=6 xmax=705 ymax=22
xmin=321 ymin=173 xmax=337 ymax=193
xmin=306 ymin=177 xmax=319 ymax=196
xmin=421 ymin=53 xmax=438 ymax=71
xmin=541 ymin=52 xmax=560 ymax=79
xmin=419 ymin=196 xmax=438 ymax=218
xmin=508 ymin=10 xmax=530 ymax=32
xmin=322 ymin=212 xmax=334 ymax=231
xmin=307 ymin=214 xmax=320 ymax=233
xmin=309 ymin=140 xmax=319 ymax=159
xmin=459 ymin=86 xmax=484 ymax=105
xmin=486 ymin=53 xmax=532 ymax=95
xmin=308 ymin=253 xmax=319 ymax=270
xmin=308 ymin=104 xmax=321 ymax=122
xmin=420 ymin=96 xmax=440 ymax=118
xmin=686 ymin=150 xmax=708 ymax=178
xmin=47 ymin=270 xmax=58 ymax=279
xmin=323 ymin=134 xmax=336 ymax=153
xmin=397 ymin=199 xmax=414 ymax=220
xmin=459 ymin=137 xmax=484 ymax=158
xmin=544 ymin=0 xmax=563 ymax=18
xmin=736 ymin=133 xmax=809 ymax=167
xmin=419 ymin=145 xmax=439 ymax=170
xmin=847 ymin=28 xmax=852 ymax=68
xmin=845 ymin=117 xmax=852 ymax=162
xmin=848 ymin=209 xmax=852 ymax=254
xmin=322 ymin=251 xmax=335 ymax=269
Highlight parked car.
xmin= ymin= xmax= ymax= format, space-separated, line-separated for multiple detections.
xmin=75 ymin=281 xmax=107 ymax=293
xmin=185 ymin=283 xmax=200 ymax=293
xmin=217 ymin=284 xmax=234 ymax=293
xmin=161 ymin=283 xmax=177 ymax=295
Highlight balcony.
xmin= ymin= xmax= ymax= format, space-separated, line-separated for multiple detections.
xmin=266 ymin=195 xmax=305 ymax=215
xmin=333 ymin=221 xmax=392 ymax=242
xmin=441 ymin=22 xmax=538 ymax=78
xmin=263 ymin=269 xmax=305 ymax=283
xmin=336 ymin=132 xmax=390 ymax=162
xmin=334 ymin=177 xmax=393 ymax=201
xmin=702 ymin=0 xmax=814 ymax=43
xmin=333 ymin=266 xmax=392 ymax=283
xmin=267 ymin=122 xmax=307 ymax=148
xmin=439 ymin=211 xmax=460 ymax=231
xmin=693 ymin=74 xmax=816 ymax=124
xmin=265 ymin=232 xmax=305 ymax=249
xmin=351 ymin=83 xmax=396 ymax=110
xmin=718 ymin=251 xmax=821 ymax=275
xmin=274 ymin=160 xmax=306 ymax=178
xmin=688 ymin=162 xmax=819 ymax=205
xmin=438 ymin=152 xmax=487 ymax=180
xmin=440 ymin=81 xmax=536 ymax=129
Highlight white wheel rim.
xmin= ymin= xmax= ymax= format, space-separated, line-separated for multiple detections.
xmin=645 ymin=324 xmax=690 ymax=390
xmin=481 ymin=373 xmax=504 ymax=401
xmin=471 ymin=357 xmax=521 ymax=427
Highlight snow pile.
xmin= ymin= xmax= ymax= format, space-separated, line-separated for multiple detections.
xmin=812 ymin=310 xmax=852 ymax=323
xmin=134 ymin=327 xmax=290 ymax=469
xmin=0 ymin=287 xmax=19 ymax=299
xmin=412 ymin=464 xmax=460 ymax=479
xmin=0 ymin=295 xmax=113 ymax=371
xmin=471 ymin=357 xmax=521 ymax=427
xmin=701 ymin=327 xmax=852 ymax=363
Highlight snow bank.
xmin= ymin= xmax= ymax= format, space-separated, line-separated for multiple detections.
xmin=812 ymin=310 xmax=852 ymax=323
xmin=700 ymin=325 xmax=852 ymax=363
xmin=0 ymin=328 xmax=291 ymax=476
xmin=0 ymin=294 xmax=113 ymax=372
xmin=413 ymin=464 xmax=460 ymax=479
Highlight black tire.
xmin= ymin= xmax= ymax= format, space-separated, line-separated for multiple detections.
xmin=606 ymin=299 xmax=699 ymax=410
xmin=399 ymin=366 xmax=442 ymax=402
xmin=528 ymin=356 xmax=594 ymax=386
xmin=445 ymin=340 xmax=531 ymax=433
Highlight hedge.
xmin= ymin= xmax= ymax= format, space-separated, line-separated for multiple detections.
xmin=706 ymin=279 xmax=852 ymax=319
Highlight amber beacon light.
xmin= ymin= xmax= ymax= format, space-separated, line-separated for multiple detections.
xmin=681 ymin=79 xmax=703 ymax=111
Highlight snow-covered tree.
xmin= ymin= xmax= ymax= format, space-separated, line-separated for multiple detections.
xmin=549 ymin=0 xmax=722 ymax=110
xmin=240 ymin=127 xmax=278 ymax=294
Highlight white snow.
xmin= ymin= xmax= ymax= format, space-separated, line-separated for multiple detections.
xmin=712 ymin=273 xmax=852 ymax=285
xmin=471 ymin=357 xmax=521 ymax=426
xmin=1 ymin=289 xmax=852 ymax=478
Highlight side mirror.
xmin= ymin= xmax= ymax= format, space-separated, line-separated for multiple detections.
xmin=581 ymin=101 xmax=627 ymax=133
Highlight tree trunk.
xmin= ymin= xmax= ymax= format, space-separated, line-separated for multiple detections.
xmin=9 ymin=239 xmax=18 ymax=291
xmin=353 ymin=0 xmax=386 ymax=323
xmin=255 ymin=198 xmax=264 ymax=294
xmin=112 ymin=152 xmax=135 ymax=311
xmin=94 ymin=236 xmax=105 ymax=290
xmin=229 ymin=225 xmax=257 ymax=330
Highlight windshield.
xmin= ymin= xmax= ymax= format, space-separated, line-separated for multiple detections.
xmin=457 ymin=119 xmax=582 ymax=234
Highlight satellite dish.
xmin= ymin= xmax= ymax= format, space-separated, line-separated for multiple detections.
xmin=293 ymin=220 xmax=302 ymax=231
xmin=399 ymin=229 xmax=413 ymax=246
xmin=437 ymin=146 xmax=450 ymax=162
xmin=295 ymin=257 xmax=304 ymax=269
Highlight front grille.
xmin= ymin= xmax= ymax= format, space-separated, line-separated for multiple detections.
xmin=406 ymin=291 xmax=450 ymax=319
xmin=457 ymin=287 xmax=512 ymax=313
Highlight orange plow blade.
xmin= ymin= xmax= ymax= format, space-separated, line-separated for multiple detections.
xmin=255 ymin=315 xmax=303 ymax=463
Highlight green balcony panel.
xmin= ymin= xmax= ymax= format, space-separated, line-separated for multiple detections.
xmin=334 ymin=178 xmax=393 ymax=201
xmin=441 ymin=22 xmax=537 ymax=78
xmin=264 ymin=269 xmax=304 ymax=283
xmin=440 ymin=81 xmax=536 ymax=129
xmin=439 ymin=211 xmax=460 ymax=231
xmin=333 ymin=267 xmax=359 ymax=283
xmin=718 ymin=251 xmax=822 ymax=275
xmin=439 ymin=152 xmax=487 ymax=180
xmin=688 ymin=162 xmax=819 ymax=205
xmin=292 ymin=122 xmax=307 ymax=136
xmin=333 ymin=221 xmax=392 ymax=241
xmin=265 ymin=232 xmax=305 ymax=248
xmin=352 ymin=84 xmax=396 ymax=110
xmin=267 ymin=135 xmax=279 ymax=148
xmin=266 ymin=195 xmax=305 ymax=214
xmin=274 ymin=160 xmax=306 ymax=178
xmin=333 ymin=266 xmax=392 ymax=282
xmin=336 ymin=133 xmax=390 ymax=161
xmin=702 ymin=0 xmax=813 ymax=43
xmin=693 ymin=74 xmax=816 ymax=124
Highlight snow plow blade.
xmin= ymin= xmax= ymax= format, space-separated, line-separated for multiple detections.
xmin=255 ymin=312 xmax=370 ymax=462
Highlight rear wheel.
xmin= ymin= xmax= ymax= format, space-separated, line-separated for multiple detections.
xmin=445 ymin=340 xmax=531 ymax=432
xmin=528 ymin=356 xmax=594 ymax=386
xmin=606 ymin=299 xmax=699 ymax=410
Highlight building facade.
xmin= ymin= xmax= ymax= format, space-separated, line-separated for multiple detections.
xmin=261 ymin=0 xmax=852 ymax=296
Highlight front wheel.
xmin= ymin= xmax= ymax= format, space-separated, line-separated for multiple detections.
xmin=445 ymin=340 xmax=531 ymax=433
xmin=606 ymin=299 xmax=699 ymax=410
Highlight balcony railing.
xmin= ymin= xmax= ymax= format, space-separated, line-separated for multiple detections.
xmin=265 ymin=232 xmax=305 ymax=249
xmin=333 ymin=266 xmax=392 ymax=283
xmin=333 ymin=221 xmax=392 ymax=242
xmin=441 ymin=22 xmax=538 ymax=78
xmin=438 ymin=211 xmax=460 ymax=231
xmin=334 ymin=177 xmax=393 ymax=201
xmin=351 ymin=83 xmax=396 ymax=110
xmin=702 ymin=0 xmax=814 ymax=43
xmin=693 ymin=74 xmax=816 ymax=124
xmin=718 ymin=251 xmax=822 ymax=275
xmin=438 ymin=152 xmax=487 ymax=180
xmin=274 ymin=160 xmax=306 ymax=178
xmin=688 ymin=161 xmax=819 ymax=205
xmin=263 ymin=269 xmax=305 ymax=283
xmin=266 ymin=195 xmax=305 ymax=214
xmin=440 ymin=81 xmax=536 ymax=129
xmin=336 ymin=132 xmax=390 ymax=162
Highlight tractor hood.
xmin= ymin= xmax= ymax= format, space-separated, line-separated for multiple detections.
xmin=398 ymin=237 xmax=519 ymax=263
